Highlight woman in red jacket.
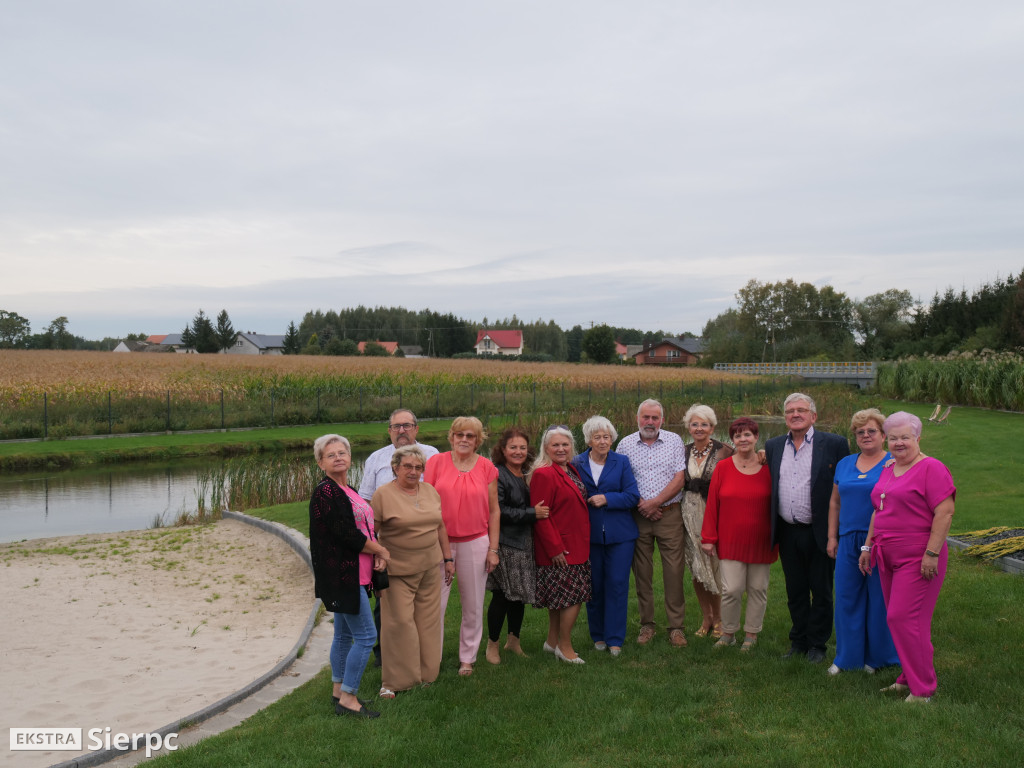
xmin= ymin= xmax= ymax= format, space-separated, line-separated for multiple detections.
xmin=529 ymin=425 xmax=591 ymax=664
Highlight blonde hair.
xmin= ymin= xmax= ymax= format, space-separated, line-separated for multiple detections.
xmin=850 ymin=408 xmax=885 ymax=433
xmin=683 ymin=403 xmax=718 ymax=429
xmin=527 ymin=425 xmax=576 ymax=482
xmin=313 ymin=434 xmax=350 ymax=462
xmin=448 ymin=416 xmax=486 ymax=449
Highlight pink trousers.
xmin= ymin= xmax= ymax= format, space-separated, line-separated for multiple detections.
xmin=876 ymin=535 xmax=947 ymax=697
xmin=440 ymin=534 xmax=490 ymax=664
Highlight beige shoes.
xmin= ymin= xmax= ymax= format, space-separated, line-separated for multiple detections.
xmin=485 ymin=639 xmax=501 ymax=665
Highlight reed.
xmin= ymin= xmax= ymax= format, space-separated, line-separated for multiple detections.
xmin=876 ymin=351 xmax=1024 ymax=410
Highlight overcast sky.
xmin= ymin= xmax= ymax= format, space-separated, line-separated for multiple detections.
xmin=2 ymin=1 xmax=1022 ymax=341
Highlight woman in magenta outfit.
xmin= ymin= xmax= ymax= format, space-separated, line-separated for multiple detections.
xmin=529 ymin=425 xmax=591 ymax=665
xmin=423 ymin=416 xmax=500 ymax=677
xmin=859 ymin=411 xmax=955 ymax=703
xmin=701 ymin=418 xmax=778 ymax=652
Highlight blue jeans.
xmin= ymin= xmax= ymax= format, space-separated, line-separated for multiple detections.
xmin=332 ymin=587 xmax=377 ymax=695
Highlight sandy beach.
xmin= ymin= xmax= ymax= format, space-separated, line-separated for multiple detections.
xmin=1 ymin=518 xmax=313 ymax=767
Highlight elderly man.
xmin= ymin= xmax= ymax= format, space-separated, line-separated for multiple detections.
xmin=766 ymin=393 xmax=849 ymax=663
xmin=617 ymin=399 xmax=689 ymax=647
xmin=358 ymin=409 xmax=439 ymax=665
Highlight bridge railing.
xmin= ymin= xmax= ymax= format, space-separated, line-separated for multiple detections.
xmin=713 ymin=361 xmax=877 ymax=376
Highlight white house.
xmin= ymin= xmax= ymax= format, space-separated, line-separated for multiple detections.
xmin=474 ymin=330 xmax=523 ymax=356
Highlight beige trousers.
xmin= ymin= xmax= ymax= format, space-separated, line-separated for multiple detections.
xmin=631 ymin=503 xmax=686 ymax=631
xmin=380 ymin=564 xmax=442 ymax=692
xmin=719 ymin=559 xmax=771 ymax=635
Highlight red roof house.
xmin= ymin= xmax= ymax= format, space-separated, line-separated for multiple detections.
xmin=474 ymin=330 xmax=523 ymax=356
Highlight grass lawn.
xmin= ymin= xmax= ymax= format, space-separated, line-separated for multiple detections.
xmin=142 ymin=401 xmax=1024 ymax=768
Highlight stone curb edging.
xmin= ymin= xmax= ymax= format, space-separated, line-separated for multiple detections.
xmin=948 ymin=537 xmax=1024 ymax=576
xmin=49 ymin=511 xmax=320 ymax=768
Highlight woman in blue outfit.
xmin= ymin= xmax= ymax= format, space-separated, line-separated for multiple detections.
xmin=573 ymin=415 xmax=640 ymax=657
xmin=310 ymin=434 xmax=391 ymax=718
xmin=825 ymin=409 xmax=900 ymax=675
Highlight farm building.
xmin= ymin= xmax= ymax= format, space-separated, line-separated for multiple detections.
xmin=474 ymin=330 xmax=523 ymax=356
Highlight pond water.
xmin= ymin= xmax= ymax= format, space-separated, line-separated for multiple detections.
xmin=0 ymin=422 xmax=791 ymax=544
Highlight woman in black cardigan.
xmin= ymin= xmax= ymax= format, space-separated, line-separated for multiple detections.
xmin=310 ymin=434 xmax=390 ymax=718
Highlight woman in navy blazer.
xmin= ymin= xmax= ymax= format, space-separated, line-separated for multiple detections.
xmin=573 ymin=415 xmax=640 ymax=656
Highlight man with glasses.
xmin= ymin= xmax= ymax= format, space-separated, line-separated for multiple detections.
xmin=617 ymin=399 xmax=689 ymax=648
xmin=766 ymin=393 xmax=849 ymax=663
xmin=359 ymin=409 xmax=439 ymax=665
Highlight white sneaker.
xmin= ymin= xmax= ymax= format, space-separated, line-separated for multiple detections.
xmin=594 ymin=641 xmax=608 ymax=651
xmin=827 ymin=663 xmax=841 ymax=676
xmin=864 ymin=664 xmax=876 ymax=674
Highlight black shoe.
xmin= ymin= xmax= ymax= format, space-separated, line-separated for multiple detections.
xmin=333 ymin=696 xmax=372 ymax=707
xmin=781 ymin=647 xmax=807 ymax=659
xmin=335 ymin=702 xmax=380 ymax=719
xmin=806 ymin=648 xmax=826 ymax=664
xmin=373 ymin=655 xmax=382 ymax=668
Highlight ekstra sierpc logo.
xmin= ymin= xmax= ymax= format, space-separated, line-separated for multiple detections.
xmin=10 ymin=727 xmax=179 ymax=757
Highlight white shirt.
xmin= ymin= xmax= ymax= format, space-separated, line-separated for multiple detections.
xmin=358 ymin=442 xmax=439 ymax=501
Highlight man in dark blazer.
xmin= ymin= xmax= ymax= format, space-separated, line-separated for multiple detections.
xmin=766 ymin=392 xmax=850 ymax=663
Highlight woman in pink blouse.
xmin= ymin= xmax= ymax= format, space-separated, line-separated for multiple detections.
xmin=423 ymin=416 xmax=501 ymax=677
xmin=701 ymin=418 xmax=778 ymax=652
xmin=859 ymin=412 xmax=955 ymax=703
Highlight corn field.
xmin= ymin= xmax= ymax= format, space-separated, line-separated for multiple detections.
xmin=876 ymin=351 xmax=1024 ymax=411
xmin=0 ymin=351 xmax=811 ymax=440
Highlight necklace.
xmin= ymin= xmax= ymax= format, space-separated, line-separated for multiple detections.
xmin=691 ymin=442 xmax=712 ymax=460
xmin=397 ymin=482 xmax=421 ymax=508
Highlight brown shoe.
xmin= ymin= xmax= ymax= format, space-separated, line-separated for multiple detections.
xmin=637 ymin=625 xmax=656 ymax=645
xmin=669 ymin=629 xmax=688 ymax=648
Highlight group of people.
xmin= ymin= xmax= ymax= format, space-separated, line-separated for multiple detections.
xmin=309 ymin=394 xmax=956 ymax=717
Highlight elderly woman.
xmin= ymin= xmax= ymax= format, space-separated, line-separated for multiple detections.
xmin=859 ymin=412 xmax=955 ymax=703
xmin=372 ymin=445 xmax=455 ymax=698
xmin=826 ymin=409 xmax=900 ymax=676
xmin=681 ymin=404 xmax=734 ymax=639
xmin=572 ymin=415 xmax=639 ymax=657
xmin=309 ymin=434 xmax=391 ymax=718
xmin=530 ymin=425 xmax=591 ymax=664
xmin=701 ymin=418 xmax=778 ymax=651
xmin=423 ymin=416 xmax=500 ymax=677
xmin=484 ymin=427 xmax=549 ymax=664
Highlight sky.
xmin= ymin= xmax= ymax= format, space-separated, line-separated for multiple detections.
xmin=2 ymin=1 xmax=1023 ymax=341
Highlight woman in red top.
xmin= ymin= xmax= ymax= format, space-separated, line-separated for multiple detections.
xmin=529 ymin=425 xmax=591 ymax=664
xmin=701 ymin=418 xmax=778 ymax=652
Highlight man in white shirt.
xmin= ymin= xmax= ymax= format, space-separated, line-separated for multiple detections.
xmin=617 ymin=399 xmax=689 ymax=648
xmin=358 ymin=409 xmax=439 ymax=666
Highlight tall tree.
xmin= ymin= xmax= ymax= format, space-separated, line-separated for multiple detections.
xmin=854 ymin=289 xmax=916 ymax=359
xmin=582 ymin=324 xmax=617 ymax=364
xmin=282 ymin=322 xmax=301 ymax=355
xmin=46 ymin=316 xmax=73 ymax=350
xmin=182 ymin=310 xmax=219 ymax=353
xmin=0 ymin=310 xmax=31 ymax=348
xmin=215 ymin=310 xmax=236 ymax=351
xmin=566 ymin=325 xmax=584 ymax=363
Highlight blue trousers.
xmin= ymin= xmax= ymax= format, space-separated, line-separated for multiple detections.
xmin=834 ymin=531 xmax=899 ymax=670
xmin=331 ymin=587 xmax=377 ymax=695
xmin=586 ymin=539 xmax=635 ymax=647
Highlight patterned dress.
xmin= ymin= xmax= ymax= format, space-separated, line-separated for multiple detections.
xmin=681 ymin=439 xmax=728 ymax=593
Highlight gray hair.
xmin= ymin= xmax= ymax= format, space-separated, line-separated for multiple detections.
xmin=391 ymin=444 xmax=427 ymax=473
xmin=527 ymin=425 xmax=577 ymax=480
xmin=784 ymin=392 xmax=817 ymax=414
xmin=882 ymin=411 xmax=922 ymax=438
xmin=683 ymin=403 xmax=718 ymax=429
xmin=313 ymin=434 xmax=350 ymax=462
xmin=636 ymin=398 xmax=664 ymax=420
xmin=389 ymin=408 xmax=418 ymax=425
xmin=582 ymin=415 xmax=618 ymax=444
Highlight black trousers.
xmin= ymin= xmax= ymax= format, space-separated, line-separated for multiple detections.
xmin=777 ymin=519 xmax=834 ymax=652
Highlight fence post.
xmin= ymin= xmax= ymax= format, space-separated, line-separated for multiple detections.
xmin=637 ymin=380 xmax=641 ymax=401
xmin=613 ymin=381 xmax=617 ymax=404
xmin=400 ymin=385 xmax=403 ymax=409
xmin=316 ymin=389 xmax=321 ymax=423
xmin=271 ymin=390 xmax=275 ymax=426
xmin=166 ymin=390 xmax=170 ymax=431
xmin=44 ymin=392 xmax=48 ymax=439
xmin=359 ymin=386 xmax=363 ymax=418
xmin=588 ymin=382 xmax=591 ymax=404
xmin=503 ymin=383 xmax=507 ymax=412
xmin=221 ymin=389 xmax=225 ymax=429
xmin=108 ymin=391 xmax=112 ymax=434
xmin=720 ymin=379 xmax=724 ymax=397
xmin=471 ymin=383 xmax=474 ymax=409
xmin=532 ymin=381 xmax=536 ymax=411
xmin=436 ymin=385 xmax=440 ymax=418
xmin=561 ymin=382 xmax=565 ymax=410
xmin=659 ymin=381 xmax=663 ymax=400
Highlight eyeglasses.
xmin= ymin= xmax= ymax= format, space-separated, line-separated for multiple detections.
xmin=322 ymin=451 xmax=349 ymax=460
xmin=453 ymin=431 xmax=477 ymax=440
xmin=389 ymin=422 xmax=416 ymax=431
xmin=855 ymin=428 xmax=880 ymax=437
xmin=399 ymin=463 xmax=425 ymax=472
xmin=784 ymin=408 xmax=812 ymax=416
xmin=689 ymin=422 xmax=711 ymax=428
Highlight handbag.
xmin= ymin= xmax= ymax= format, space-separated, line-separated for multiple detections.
xmin=369 ymin=526 xmax=389 ymax=593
